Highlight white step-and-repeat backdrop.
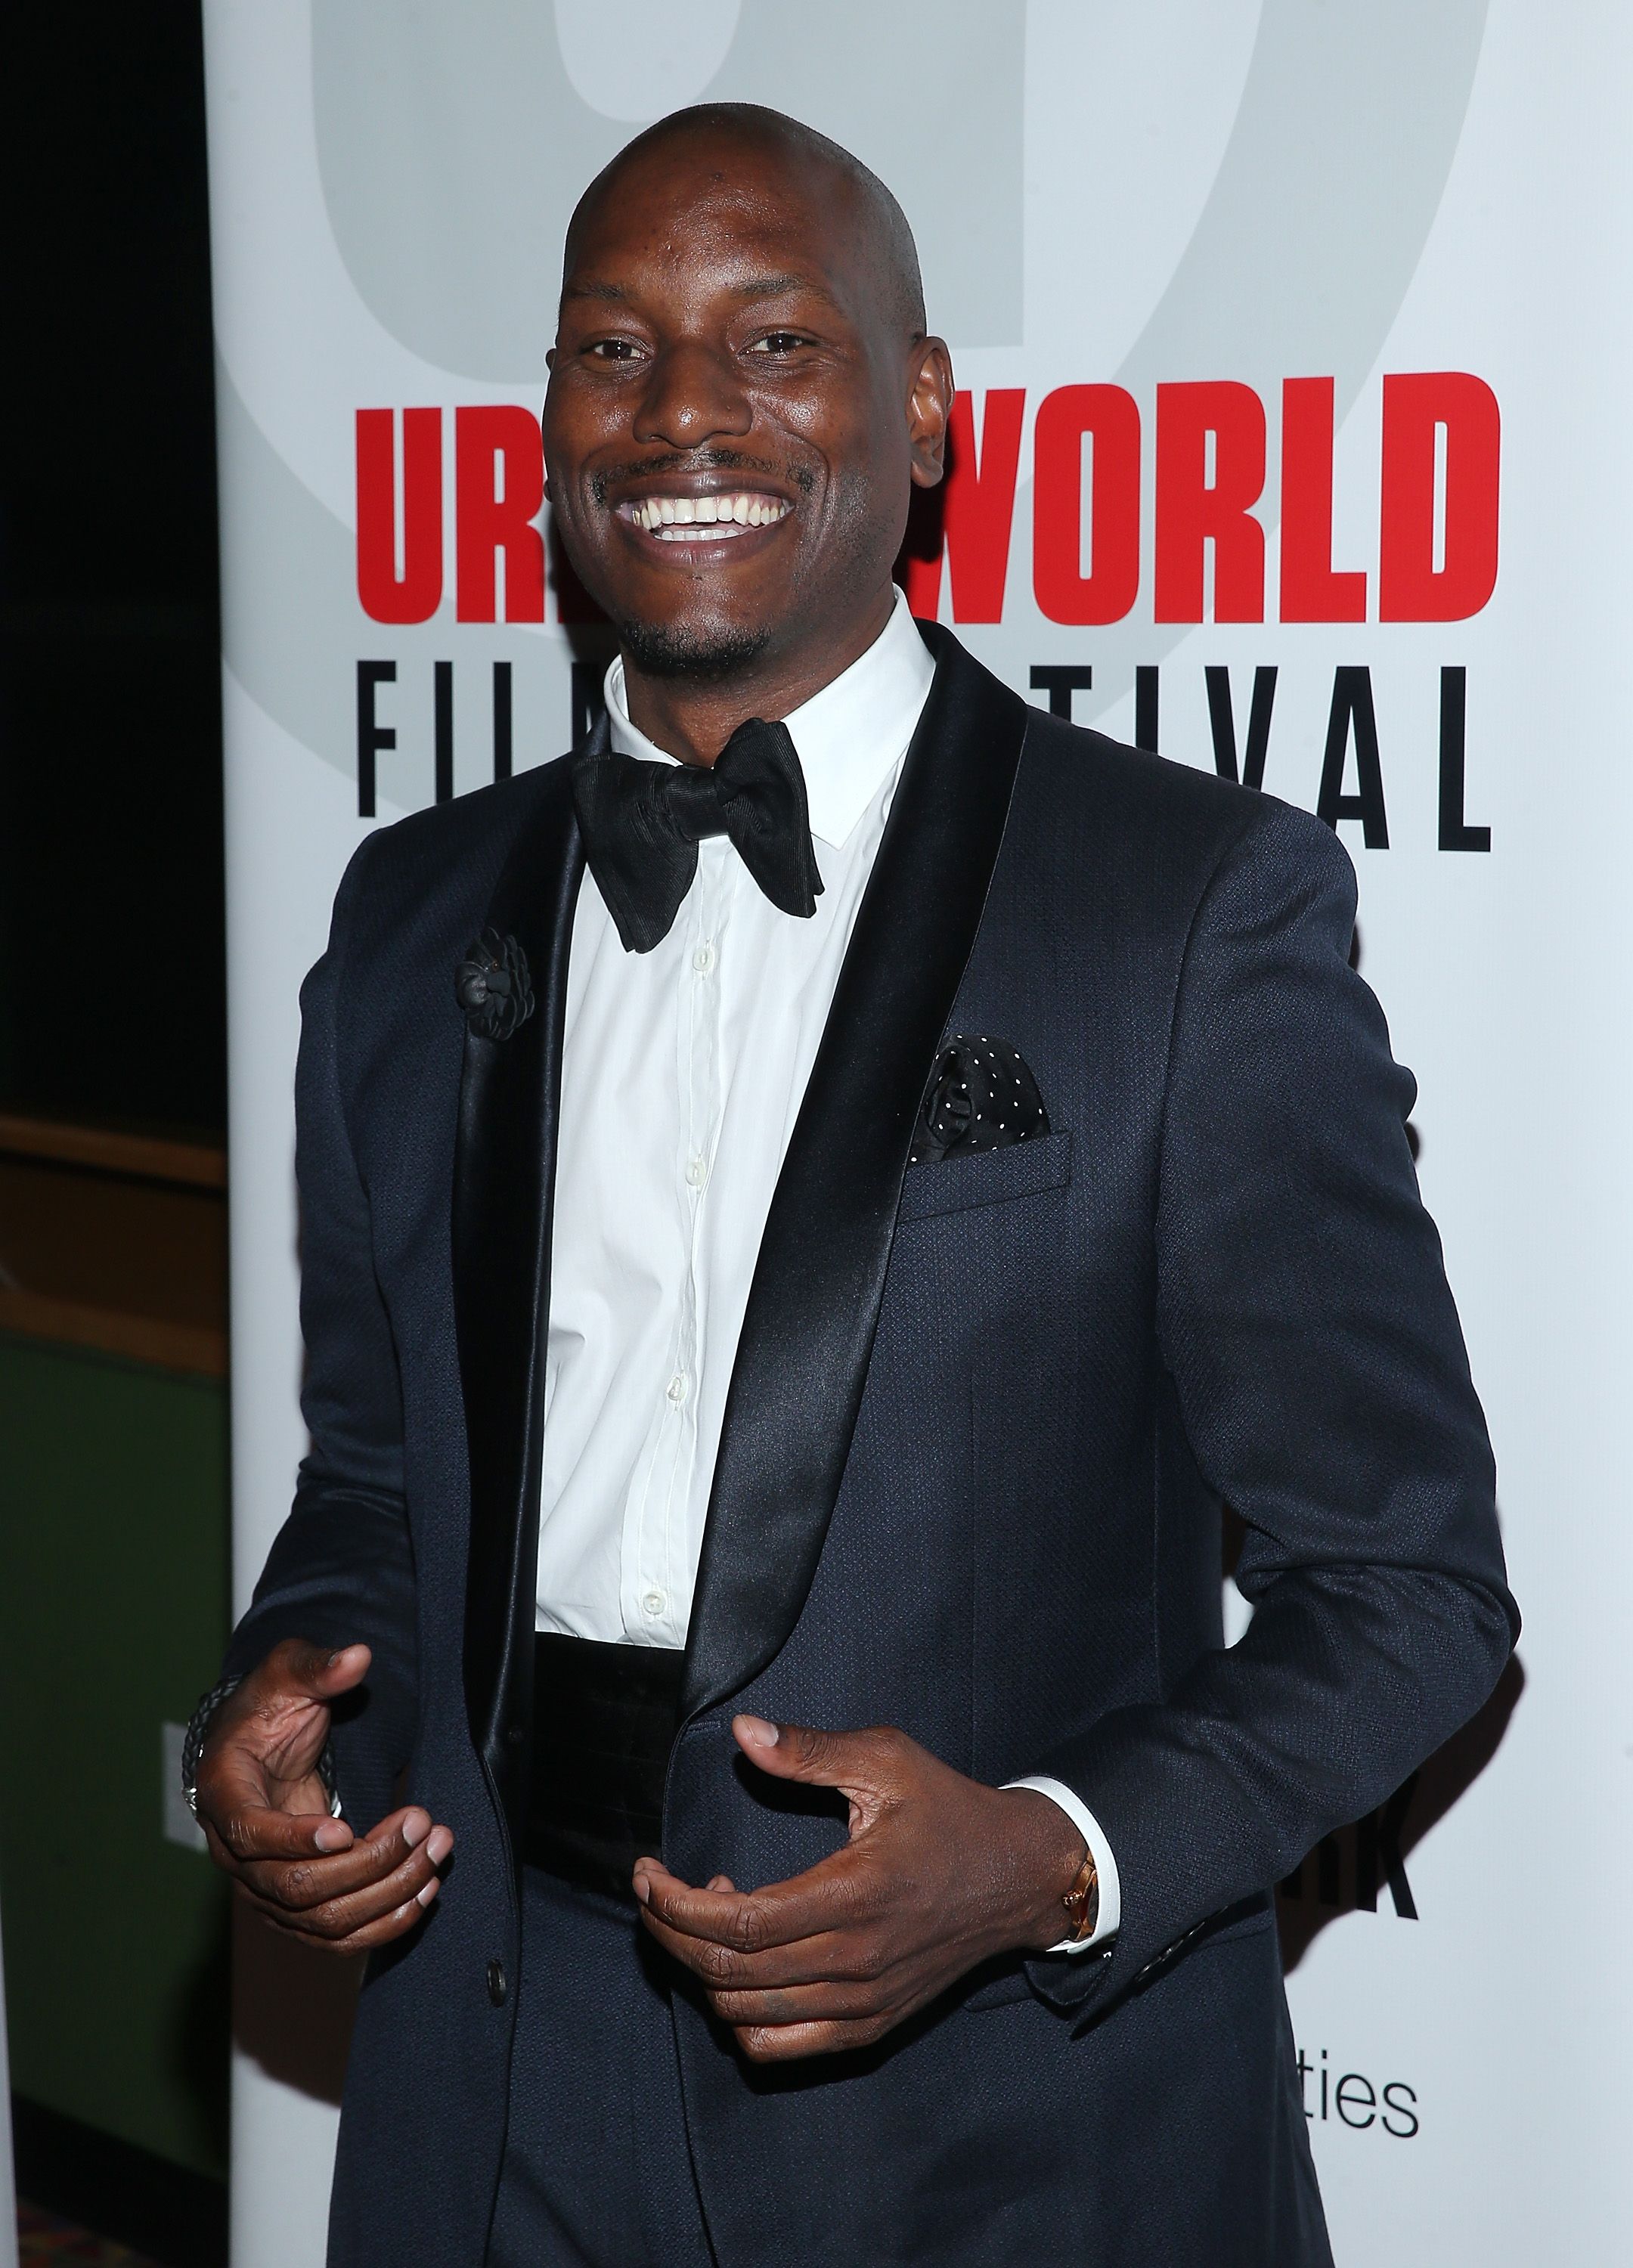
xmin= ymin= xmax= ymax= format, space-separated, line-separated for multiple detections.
xmin=203 ymin=4 xmax=1631 ymax=2260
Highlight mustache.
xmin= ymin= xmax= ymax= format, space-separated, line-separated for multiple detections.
xmin=589 ymin=449 xmax=815 ymax=503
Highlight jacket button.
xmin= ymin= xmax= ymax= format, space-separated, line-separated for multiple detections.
xmin=486 ymin=1959 xmax=507 ymax=2007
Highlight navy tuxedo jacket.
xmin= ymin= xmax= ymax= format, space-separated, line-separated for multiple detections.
xmin=227 ymin=627 xmax=1515 ymax=2266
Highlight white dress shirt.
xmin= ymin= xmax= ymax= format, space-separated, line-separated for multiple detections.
xmin=536 ymin=590 xmax=1119 ymax=1947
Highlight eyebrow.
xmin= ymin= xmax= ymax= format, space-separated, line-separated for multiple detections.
xmin=561 ymin=280 xmax=629 ymax=305
xmin=730 ymin=272 xmax=843 ymax=311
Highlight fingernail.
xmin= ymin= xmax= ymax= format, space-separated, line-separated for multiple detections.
xmin=632 ymin=1872 xmax=651 ymax=1906
xmin=739 ymin=1715 xmax=779 ymax=1748
xmin=401 ymin=1811 xmax=429 ymax=1848
xmin=416 ymin=1878 xmax=440 ymax=1908
xmin=327 ymin=1649 xmax=345 ymax=1667
xmin=314 ymin=1821 xmax=349 ymax=1853
xmin=426 ymin=1827 xmax=453 ymax=1866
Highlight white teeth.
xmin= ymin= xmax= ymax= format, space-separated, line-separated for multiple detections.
xmin=655 ymin=520 xmax=747 ymax=541
xmin=624 ymin=491 xmax=789 ymax=536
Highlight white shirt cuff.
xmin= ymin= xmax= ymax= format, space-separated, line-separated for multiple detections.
xmin=1003 ymin=1775 xmax=1122 ymax=1953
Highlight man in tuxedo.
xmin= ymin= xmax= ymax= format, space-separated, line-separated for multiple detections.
xmin=192 ymin=104 xmax=1516 ymax=2266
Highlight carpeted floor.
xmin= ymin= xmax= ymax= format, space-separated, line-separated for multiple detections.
xmin=17 ymin=2201 xmax=160 ymax=2266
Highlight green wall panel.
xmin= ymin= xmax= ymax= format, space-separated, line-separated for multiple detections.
xmin=0 ymin=1334 xmax=230 ymax=2177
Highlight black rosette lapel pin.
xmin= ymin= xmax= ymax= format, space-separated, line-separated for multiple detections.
xmin=455 ymin=928 xmax=535 ymax=1041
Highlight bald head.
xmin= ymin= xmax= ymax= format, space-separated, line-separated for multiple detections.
xmin=564 ymin=103 xmax=927 ymax=342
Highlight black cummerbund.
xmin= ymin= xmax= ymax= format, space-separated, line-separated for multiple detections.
xmin=524 ymin=1632 xmax=686 ymax=1899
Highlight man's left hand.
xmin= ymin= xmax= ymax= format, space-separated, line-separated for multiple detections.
xmin=633 ymin=1716 xmax=1087 ymax=2063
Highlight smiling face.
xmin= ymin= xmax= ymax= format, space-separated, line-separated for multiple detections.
xmin=543 ymin=119 xmax=950 ymax=699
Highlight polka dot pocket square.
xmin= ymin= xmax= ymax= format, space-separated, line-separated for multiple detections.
xmin=909 ymin=1035 xmax=1052 ymax=1167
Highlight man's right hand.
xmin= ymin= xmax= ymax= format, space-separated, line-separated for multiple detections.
xmin=195 ymin=1637 xmax=453 ymax=1956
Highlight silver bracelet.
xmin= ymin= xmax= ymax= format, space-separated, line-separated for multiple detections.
xmin=181 ymin=1673 xmax=342 ymax=1819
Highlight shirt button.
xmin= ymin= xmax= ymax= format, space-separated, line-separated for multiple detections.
xmin=684 ymin=1154 xmax=708 ymax=1190
xmin=665 ymin=1372 xmax=689 ymax=1407
xmin=643 ymin=1589 xmax=667 ymax=1619
xmin=486 ymin=1959 xmax=507 ymax=2007
xmin=692 ymin=940 xmax=717 ymax=974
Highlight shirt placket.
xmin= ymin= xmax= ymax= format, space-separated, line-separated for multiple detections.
xmin=622 ymin=848 xmax=724 ymax=1644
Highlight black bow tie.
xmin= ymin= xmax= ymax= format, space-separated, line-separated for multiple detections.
xmin=570 ymin=716 xmax=824 ymax=954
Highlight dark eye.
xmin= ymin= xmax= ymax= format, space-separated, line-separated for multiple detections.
xmin=586 ymin=338 xmax=644 ymax=363
xmin=748 ymin=330 xmax=811 ymax=356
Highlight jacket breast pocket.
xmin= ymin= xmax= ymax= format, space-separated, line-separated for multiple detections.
xmin=894 ymin=1128 xmax=1074 ymax=1227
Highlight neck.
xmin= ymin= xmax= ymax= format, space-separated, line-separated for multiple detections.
xmin=619 ymin=586 xmax=896 ymax=767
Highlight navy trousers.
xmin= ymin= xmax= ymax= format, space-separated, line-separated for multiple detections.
xmin=488 ymin=1867 xmax=714 ymax=2268
xmin=486 ymin=1870 xmax=1327 ymax=2266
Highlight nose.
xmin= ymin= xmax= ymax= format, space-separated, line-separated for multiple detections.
xmin=631 ymin=340 xmax=754 ymax=451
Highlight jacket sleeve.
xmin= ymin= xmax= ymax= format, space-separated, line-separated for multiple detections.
xmin=222 ymin=836 xmax=419 ymax=1831
xmin=1030 ymin=795 xmax=1517 ymax=2011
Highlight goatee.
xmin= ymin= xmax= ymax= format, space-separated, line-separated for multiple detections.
xmin=616 ymin=618 xmax=770 ymax=682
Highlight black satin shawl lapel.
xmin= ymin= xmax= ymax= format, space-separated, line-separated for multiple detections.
xmin=454 ymin=742 xmax=590 ymax=1842
xmin=681 ymin=630 xmax=1030 ymax=1717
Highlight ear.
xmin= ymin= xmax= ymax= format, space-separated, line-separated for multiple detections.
xmin=906 ymin=336 xmax=954 ymax=490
